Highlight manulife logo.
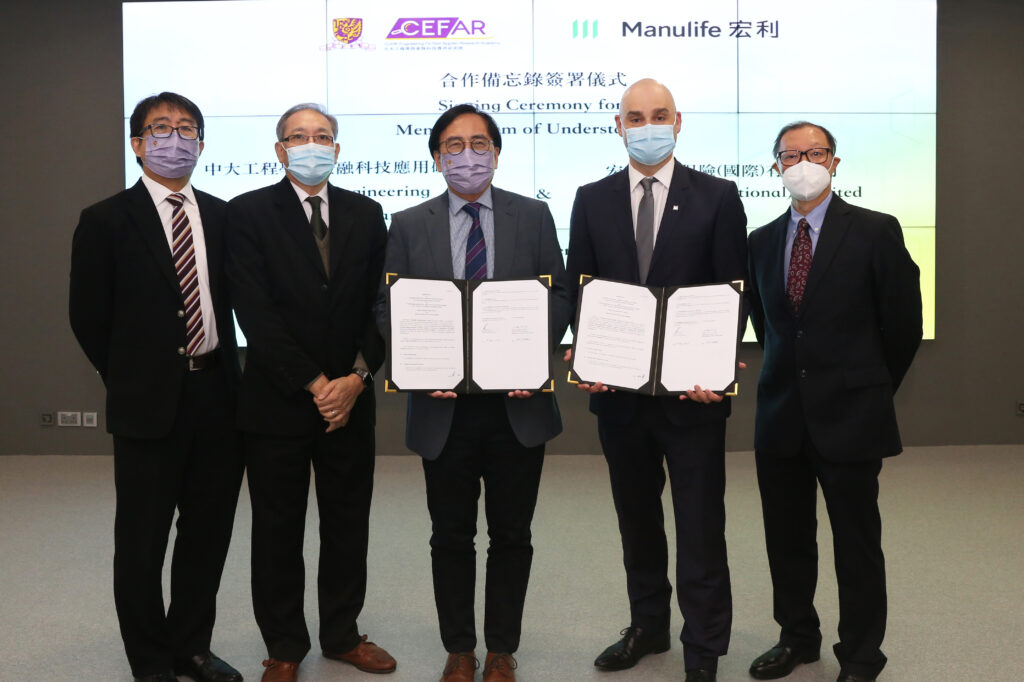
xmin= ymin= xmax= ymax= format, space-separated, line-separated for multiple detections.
xmin=572 ymin=19 xmax=598 ymax=38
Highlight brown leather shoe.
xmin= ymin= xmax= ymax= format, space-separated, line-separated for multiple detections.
xmin=440 ymin=652 xmax=478 ymax=682
xmin=323 ymin=634 xmax=397 ymax=674
xmin=261 ymin=658 xmax=299 ymax=682
xmin=483 ymin=652 xmax=517 ymax=681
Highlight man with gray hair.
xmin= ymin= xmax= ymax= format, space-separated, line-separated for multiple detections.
xmin=226 ymin=103 xmax=394 ymax=682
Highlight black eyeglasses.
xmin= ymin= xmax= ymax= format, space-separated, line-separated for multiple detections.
xmin=140 ymin=123 xmax=202 ymax=140
xmin=776 ymin=147 xmax=832 ymax=167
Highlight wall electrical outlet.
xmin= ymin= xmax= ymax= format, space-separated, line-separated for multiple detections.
xmin=57 ymin=411 xmax=82 ymax=427
xmin=40 ymin=412 xmax=54 ymax=426
xmin=83 ymin=412 xmax=98 ymax=428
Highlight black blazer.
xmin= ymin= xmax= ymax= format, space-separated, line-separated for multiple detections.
xmin=566 ymin=160 xmax=748 ymax=427
xmin=376 ymin=187 xmax=571 ymax=460
xmin=69 ymin=180 xmax=239 ymax=438
xmin=226 ymin=178 xmax=386 ymax=436
xmin=747 ymin=194 xmax=923 ymax=461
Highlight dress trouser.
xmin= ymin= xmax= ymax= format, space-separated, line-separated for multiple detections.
xmin=113 ymin=364 xmax=243 ymax=677
xmin=422 ymin=394 xmax=545 ymax=654
xmin=755 ymin=431 xmax=887 ymax=679
xmin=245 ymin=419 xmax=375 ymax=662
xmin=598 ymin=400 xmax=731 ymax=672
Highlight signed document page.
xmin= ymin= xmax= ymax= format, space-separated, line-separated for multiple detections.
xmin=659 ymin=283 xmax=740 ymax=393
xmin=470 ymin=279 xmax=550 ymax=391
xmin=388 ymin=278 xmax=464 ymax=391
xmin=572 ymin=278 xmax=658 ymax=391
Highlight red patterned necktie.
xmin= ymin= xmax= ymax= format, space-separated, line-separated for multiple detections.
xmin=167 ymin=193 xmax=206 ymax=355
xmin=786 ymin=218 xmax=812 ymax=313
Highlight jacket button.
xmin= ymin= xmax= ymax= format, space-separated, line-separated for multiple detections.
xmin=177 ymin=347 xmax=186 ymax=355
xmin=177 ymin=309 xmax=185 ymax=318
xmin=796 ymin=330 xmax=803 ymax=338
xmin=799 ymin=369 xmax=807 ymax=378
xmin=321 ymin=284 xmax=329 ymax=292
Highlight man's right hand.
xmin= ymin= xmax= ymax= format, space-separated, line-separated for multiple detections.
xmin=428 ymin=391 xmax=458 ymax=399
xmin=563 ymin=348 xmax=611 ymax=393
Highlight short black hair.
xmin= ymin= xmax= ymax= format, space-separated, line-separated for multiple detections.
xmin=773 ymin=121 xmax=837 ymax=157
xmin=129 ymin=92 xmax=205 ymax=167
xmin=428 ymin=104 xmax=502 ymax=155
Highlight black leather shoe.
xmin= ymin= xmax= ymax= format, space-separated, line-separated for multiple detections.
xmin=135 ymin=674 xmax=177 ymax=682
xmin=837 ymin=674 xmax=875 ymax=682
xmin=174 ymin=651 xmax=243 ymax=682
xmin=686 ymin=669 xmax=717 ymax=681
xmin=749 ymin=644 xmax=819 ymax=679
xmin=593 ymin=626 xmax=671 ymax=671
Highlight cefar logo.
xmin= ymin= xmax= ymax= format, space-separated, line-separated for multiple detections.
xmin=333 ymin=18 xmax=363 ymax=43
xmin=386 ymin=17 xmax=487 ymax=39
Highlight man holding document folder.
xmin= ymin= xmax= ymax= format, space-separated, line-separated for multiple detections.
xmin=376 ymin=104 xmax=570 ymax=682
xmin=565 ymin=79 xmax=747 ymax=682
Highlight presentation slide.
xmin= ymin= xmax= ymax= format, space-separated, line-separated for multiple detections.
xmin=123 ymin=0 xmax=936 ymax=343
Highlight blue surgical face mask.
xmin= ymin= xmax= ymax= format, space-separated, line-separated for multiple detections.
xmin=284 ymin=142 xmax=336 ymax=185
xmin=624 ymin=124 xmax=677 ymax=166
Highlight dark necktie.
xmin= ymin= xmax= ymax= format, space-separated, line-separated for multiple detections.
xmin=787 ymin=218 xmax=813 ymax=313
xmin=636 ymin=177 xmax=655 ymax=283
xmin=167 ymin=193 xmax=206 ymax=355
xmin=463 ymin=202 xmax=487 ymax=280
xmin=307 ymin=196 xmax=327 ymax=239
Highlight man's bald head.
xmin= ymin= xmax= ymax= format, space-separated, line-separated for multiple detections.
xmin=619 ymin=78 xmax=677 ymax=119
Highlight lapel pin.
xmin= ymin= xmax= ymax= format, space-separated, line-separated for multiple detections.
xmin=672 ymin=205 xmax=679 ymax=211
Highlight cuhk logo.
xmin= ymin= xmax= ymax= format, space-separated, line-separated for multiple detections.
xmin=333 ymin=18 xmax=363 ymax=43
xmin=387 ymin=17 xmax=487 ymax=39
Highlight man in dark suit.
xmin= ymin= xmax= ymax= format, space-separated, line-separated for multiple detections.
xmin=226 ymin=103 xmax=395 ymax=682
xmin=745 ymin=122 xmax=922 ymax=682
xmin=376 ymin=104 xmax=570 ymax=682
xmin=69 ymin=92 xmax=244 ymax=682
xmin=565 ymin=79 xmax=747 ymax=682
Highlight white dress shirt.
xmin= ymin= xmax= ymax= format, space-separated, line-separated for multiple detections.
xmin=140 ymin=173 xmax=219 ymax=354
xmin=627 ymin=157 xmax=675 ymax=242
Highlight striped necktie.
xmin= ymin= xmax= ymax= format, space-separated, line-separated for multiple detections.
xmin=463 ymin=202 xmax=487 ymax=280
xmin=167 ymin=193 xmax=206 ymax=355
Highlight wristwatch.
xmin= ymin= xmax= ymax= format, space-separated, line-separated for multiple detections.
xmin=352 ymin=367 xmax=372 ymax=386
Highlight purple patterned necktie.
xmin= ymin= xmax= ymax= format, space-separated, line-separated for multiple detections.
xmin=786 ymin=218 xmax=812 ymax=313
xmin=463 ymin=202 xmax=487 ymax=280
xmin=167 ymin=193 xmax=206 ymax=355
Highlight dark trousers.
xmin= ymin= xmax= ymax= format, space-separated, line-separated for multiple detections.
xmin=112 ymin=366 xmax=243 ymax=677
xmin=755 ymin=435 xmax=887 ymax=679
xmin=598 ymin=402 xmax=731 ymax=672
xmin=422 ymin=394 xmax=545 ymax=654
xmin=245 ymin=421 xmax=374 ymax=662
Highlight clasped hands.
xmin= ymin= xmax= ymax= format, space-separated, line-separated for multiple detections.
xmin=309 ymin=373 xmax=364 ymax=432
xmin=562 ymin=348 xmax=746 ymax=404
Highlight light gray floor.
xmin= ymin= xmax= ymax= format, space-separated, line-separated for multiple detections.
xmin=1 ymin=445 xmax=1022 ymax=681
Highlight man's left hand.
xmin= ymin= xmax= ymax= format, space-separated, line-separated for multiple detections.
xmin=314 ymin=374 xmax=364 ymax=431
xmin=678 ymin=361 xmax=746 ymax=403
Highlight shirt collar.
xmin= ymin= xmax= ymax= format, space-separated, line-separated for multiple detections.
xmin=627 ymin=157 xmax=675 ymax=192
xmin=288 ymin=179 xmax=329 ymax=207
xmin=789 ymin=191 xmax=834 ymax=232
xmin=140 ymin=173 xmax=196 ymax=207
xmin=448 ymin=185 xmax=493 ymax=216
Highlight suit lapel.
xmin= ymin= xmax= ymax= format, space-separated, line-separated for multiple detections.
xmin=802 ymin=194 xmax=851 ymax=310
xmin=194 ymin=189 xmax=222 ymax=302
xmin=761 ymin=211 xmax=791 ymax=315
xmin=327 ymin=185 xmax=354 ymax=279
xmin=272 ymin=178 xmax=326 ymax=280
xmin=491 ymin=187 xmax=517 ymax=278
xmin=603 ymin=169 xmax=638 ymax=279
xmin=125 ymin=180 xmax=181 ymax=297
xmin=648 ymin=160 xmax=690 ymax=281
xmin=426 ymin=194 xmax=455 ymax=278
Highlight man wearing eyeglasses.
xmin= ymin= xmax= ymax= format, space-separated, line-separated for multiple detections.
xmin=746 ymin=122 xmax=922 ymax=682
xmin=225 ymin=103 xmax=394 ymax=682
xmin=70 ymin=92 xmax=244 ymax=682
xmin=375 ymin=104 xmax=570 ymax=682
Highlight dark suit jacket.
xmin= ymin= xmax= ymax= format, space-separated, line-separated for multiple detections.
xmin=69 ymin=179 xmax=239 ymax=438
xmin=226 ymin=178 xmax=387 ymax=435
xmin=376 ymin=187 xmax=571 ymax=460
xmin=566 ymin=160 xmax=748 ymax=427
xmin=747 ymin=194 xmax=923 ymax=461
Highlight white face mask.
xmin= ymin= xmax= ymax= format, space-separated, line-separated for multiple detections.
xmin=781 ymin=159 xmax=835 ymax=201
